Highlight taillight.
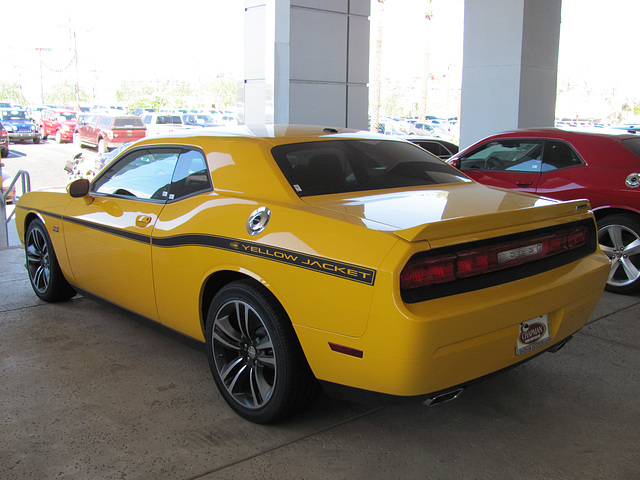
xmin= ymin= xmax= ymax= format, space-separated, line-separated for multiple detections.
xmin=400 ymin=225 xmax=589 ymax=291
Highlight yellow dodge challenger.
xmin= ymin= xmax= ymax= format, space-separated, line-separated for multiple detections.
xmin=15 ymin=125 xmax=610 ymax=423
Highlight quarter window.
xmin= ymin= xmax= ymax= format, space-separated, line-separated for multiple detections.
xmin=169 ymin=149 xmax=212 ymax=200
xmin=541 ymin=141 xmax=584 ymax=170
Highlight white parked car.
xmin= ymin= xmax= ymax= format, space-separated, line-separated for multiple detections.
xmin=141 ymin=113 xmax=194 ymax=137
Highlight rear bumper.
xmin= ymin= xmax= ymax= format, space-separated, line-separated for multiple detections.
xmin=297 ymin=250 xmax=609 ymax=401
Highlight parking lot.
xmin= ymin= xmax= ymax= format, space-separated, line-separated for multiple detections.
xmin=1 ymin=142 xmax=639 ymax=479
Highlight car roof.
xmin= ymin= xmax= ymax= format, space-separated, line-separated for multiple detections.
xmin=133 ymin=124 xmax=386 ymax=147
xmin=482 ymin=127 xmax=638 ymax=142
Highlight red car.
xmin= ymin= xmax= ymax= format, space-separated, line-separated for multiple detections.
xmin=449 ymin=128 xmax=640 ymax=294
xmin=39 ymin=108 xmax=77 ymax=143
xmin=74 ymin=114 xmax=146 ymax=153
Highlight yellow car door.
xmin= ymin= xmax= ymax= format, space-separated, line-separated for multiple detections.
xmin=63 ymin=148 xmax=181 ymax=321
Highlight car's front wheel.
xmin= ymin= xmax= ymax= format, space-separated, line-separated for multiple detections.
xmin=205 ymin=280 xmax=319 ymax=423
xmin=97 ymin=138 xmax=107 ymax=154
xmin=55 ymin=130 xmax=62 ymax=143
xmin=598 ymin=214 xmax=640 ymax=294
xmin=25 ymin=219 xmax=76 ymax=302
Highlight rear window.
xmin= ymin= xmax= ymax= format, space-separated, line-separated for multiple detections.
xmin=620 ymin=138 xmax=640 ymax=158
xmin=272 ymin=139 xmax=469 ymax=197
xmin=112 ymin=117 xmax=145 ymax=128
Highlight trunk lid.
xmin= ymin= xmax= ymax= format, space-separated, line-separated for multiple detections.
xmin=303 ymin=183 xmax=591 ymax=245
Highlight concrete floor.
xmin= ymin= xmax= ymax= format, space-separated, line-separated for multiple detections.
xmin=1 ymin=244 xmax=639 ymax=480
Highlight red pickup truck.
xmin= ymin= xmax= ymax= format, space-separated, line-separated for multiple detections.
xmin=74 ymin=114 xmax=146 ymax=153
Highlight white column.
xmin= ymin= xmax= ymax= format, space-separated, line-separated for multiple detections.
xmin=240 ymin=0 xmax=370 ymax=129
xmin=459 ymin=0 xmax=561 ymax=148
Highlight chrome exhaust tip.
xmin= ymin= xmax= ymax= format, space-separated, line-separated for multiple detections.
xmin=547 ymin=335 xmax=573 ymax=353
xmin=423 ymin=387 xmax=464 ymax=406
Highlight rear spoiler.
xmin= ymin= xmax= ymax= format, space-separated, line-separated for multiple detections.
xmin=394 ymin=199 xmax=592 ymax=244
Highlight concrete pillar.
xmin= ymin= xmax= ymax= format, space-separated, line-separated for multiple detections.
xmin=240 ymin=0 xmax=370 ymax=129
xmin=459 ymin=0 xmax=561 ymax=148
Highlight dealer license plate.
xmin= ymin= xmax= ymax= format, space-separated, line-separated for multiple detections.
xmin=516 ymin=314 xmax=551 ymax=356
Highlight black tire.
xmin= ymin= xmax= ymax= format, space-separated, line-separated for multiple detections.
xmin=205 ymin=280 xmax=319 ymax=423
xmin=33 ymin=137 xmax=40 ymax=144
xmin=598 ymin=214 xmax=640 ymax=294
xmin=55 ymin=130 xmax=62 ymax=143
xmin=25 ymin=219 xmax=76 ymax=302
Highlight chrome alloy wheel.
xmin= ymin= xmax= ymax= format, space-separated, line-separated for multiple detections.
xmin=599 ymin=222 xmax=640 ymax=288
xmin=211 ymin=299 xmax=276 ymax=410
xmin=26 ymin=225 xmax=51 ymax=295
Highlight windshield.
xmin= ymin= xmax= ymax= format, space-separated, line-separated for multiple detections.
xmin=112 ymin=117 xmax=145 ymax=128
xmin=1 ymin=110 xmax=29 ymax=122
xmin=272 ymin=139 xmax=470 ymax=197
xmin=57 ymin=113 xmax=77 ymax=122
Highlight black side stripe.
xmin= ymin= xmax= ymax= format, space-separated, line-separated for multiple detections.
xmin=153 ymin=234 xmax=376 ymax=286
xmin=25 ymin=208 xmax=377 ymax=286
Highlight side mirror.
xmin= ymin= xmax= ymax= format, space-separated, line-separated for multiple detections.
xmin=68 ymin=178 xmax=90 ymax=198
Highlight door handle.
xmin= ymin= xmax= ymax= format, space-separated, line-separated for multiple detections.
xmin=516 ymin=181 xmax=533 ymax=187
xmin=135 ymin=215 xmax=152 ymax=227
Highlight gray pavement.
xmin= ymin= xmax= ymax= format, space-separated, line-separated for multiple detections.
xmin=1 ymin=243 xmax=639 ymax=479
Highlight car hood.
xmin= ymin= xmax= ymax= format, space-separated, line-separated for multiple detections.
xmin=302 ymin=183 xmax=591 ymax=243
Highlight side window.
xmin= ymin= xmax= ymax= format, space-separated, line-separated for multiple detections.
xmin=169 ymin=149 xmax=212 ymax=200
xmin=542 ymin=141 xmax=584 ymax=171
xmin=459 ymin=140 xmax=543 ymax=172
xmin=92 ymin=148 xmax=180 ymax=201
xmin=98 ymin=116 xmax=112 ymax=128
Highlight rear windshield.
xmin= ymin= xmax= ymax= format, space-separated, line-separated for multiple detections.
xmin=272 ymin=139 xmax=469 ymax=197
xmin=112 ymin=117 xmax=145 ymax=128
xmin=620 ymin=137 xmax=640 ymax=158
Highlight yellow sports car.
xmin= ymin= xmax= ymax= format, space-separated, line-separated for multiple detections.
xmin=15 ymin=125 xmax=609 ymax=423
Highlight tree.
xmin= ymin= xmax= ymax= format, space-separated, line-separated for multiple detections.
xmin=0 ymin=82 xmax=28 ymax=106
xmin=44 ymin=81 xmax=88 ymax=106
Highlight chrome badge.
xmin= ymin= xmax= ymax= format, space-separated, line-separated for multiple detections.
xmin=246 ymin=207 xmax=271 ymax=235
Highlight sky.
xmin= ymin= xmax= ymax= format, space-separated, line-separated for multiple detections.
xmin=4 ymin=0 xmax=639 ymax=119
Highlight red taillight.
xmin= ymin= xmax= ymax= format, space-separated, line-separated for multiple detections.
xmin=400 ymin=254 xmax=457 ymax=289
xmin=400 ymin=225 xmax=588 ymax=291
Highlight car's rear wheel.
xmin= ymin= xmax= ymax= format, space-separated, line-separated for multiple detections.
xmin=205 ymin=280 xmax=319 ymax=423
xmin=598 ymin=214 xmax=640 ymax=294
xmin=25 ymin=219 xmax=76 ymax=302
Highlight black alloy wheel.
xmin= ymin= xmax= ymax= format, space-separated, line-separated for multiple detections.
xmin=25 ymin=219 xmax=76 ymax=302
xmin=205 ymin=280 xmax=319 ymax=423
